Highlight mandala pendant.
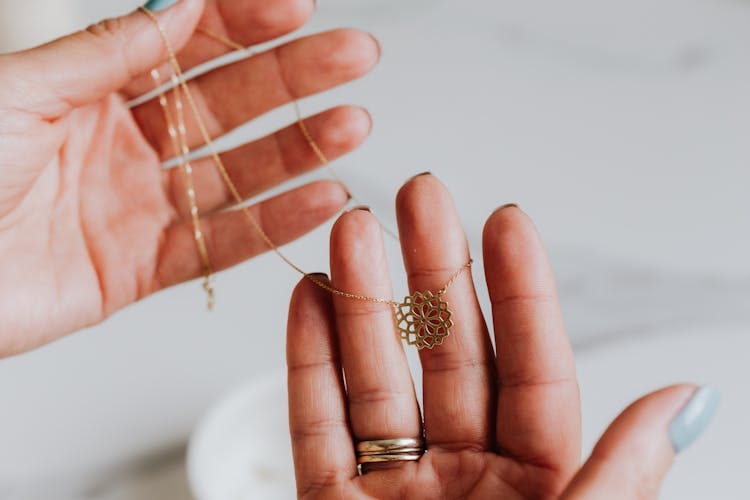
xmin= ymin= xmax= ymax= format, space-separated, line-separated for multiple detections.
xmin=395 ymin=290 xmax=454 ymax=350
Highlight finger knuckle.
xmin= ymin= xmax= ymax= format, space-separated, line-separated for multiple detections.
xmin=85 ymin=17 xmax=126 ymax=42
xmin=289 ymin=416 xmax=347 ymax=441
xmin=348 ymin=386 xmax=405 ymax=407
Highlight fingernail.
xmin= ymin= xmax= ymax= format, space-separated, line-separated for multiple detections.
xmin=669 ymin=385 xmax=721 ymax=453
xmin=495 ymin=203 xmax=520 ymax=213
xmin=307 ymin=272 xmax=328 ymax=279
xmin=407 ymin=171 xmax=432 ymax=182
xmin=144 ymin=0 xmax=180 ymax=12
xmin=369 ymin=33 xmax=382 ymax=62
xmin=362 ymin=107 xmax=374 ymax=134
xmin=334 ymin=181 xmax=353 ymax=201
xmin=346 ymin=205 xmax=371 ymax=213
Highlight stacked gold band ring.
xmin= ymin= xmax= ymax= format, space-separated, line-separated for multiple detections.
xmin=356 ymin=438 xmax=425 ymax=466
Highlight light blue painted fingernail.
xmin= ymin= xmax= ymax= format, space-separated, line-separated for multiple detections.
xmin=144 ymin=0 xmax=180 ymax=12
xmin=669 ymin=385 xmax=721 ymax=453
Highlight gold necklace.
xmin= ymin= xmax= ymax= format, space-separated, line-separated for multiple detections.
xmin=149 ymin=68 xmax=215 ymax=310
xmin=197 ymin=25 xmax=401 ymax=241
xmin=139 ymin=7 xmax=472 ymax=350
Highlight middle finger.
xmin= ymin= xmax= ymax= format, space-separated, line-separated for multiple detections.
xmin=396 ymin=173 xmax=496 ymax=451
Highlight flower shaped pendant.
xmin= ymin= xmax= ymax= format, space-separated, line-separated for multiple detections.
xmin=395 ymin=290 xmax=454 ymax=350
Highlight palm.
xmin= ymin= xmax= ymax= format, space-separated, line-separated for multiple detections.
xmin=340 ymin=452 xmax=560 ymax=499
xmin=286 ymin=175 xmax=714 ymax=499
xmin=0 ymin=0 xmax=379 ymax=356
xmin=0 ymin=99 xmax=169 ymax=351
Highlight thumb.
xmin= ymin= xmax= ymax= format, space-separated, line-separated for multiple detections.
xmin=561 ymin=384 xmax=720 ymax=500
xmin=1 ymin=0 xmax=203 ymax=118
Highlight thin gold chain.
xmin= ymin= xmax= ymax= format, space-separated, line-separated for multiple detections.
xmin=196 ymin=26 xmax=399 ymax=241
xmin=150 ymin=68 xmax=215 ymax=309
xmin=139 ymin=7 xmax=471 ymax=307
xmin=291 ymin=100 xmax=400 ymax=241
xmin=196 ymin=26 xmax=247 ymax=52
xmin=438 ymin=261 xmax=473 ymax=296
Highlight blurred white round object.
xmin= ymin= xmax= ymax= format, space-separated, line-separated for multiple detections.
xmin=187 ymin=374 xmax=294 ymax=500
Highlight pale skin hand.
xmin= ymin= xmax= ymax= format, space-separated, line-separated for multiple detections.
xmin=0 ymin=0 xmax=380 ymax=356
xmin=286 ymin=175 xmax=700 ymax=499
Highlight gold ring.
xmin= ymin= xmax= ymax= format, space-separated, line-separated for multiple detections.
xmin=355 ymin=437 xmax=425 ymax=467
xmin=358 ymin=453 xmax=423 ymax=464
xmin=356 ymin=437 xmax=424 ymax=455
xmin=358 ymin=447 xmax=424 ymax=456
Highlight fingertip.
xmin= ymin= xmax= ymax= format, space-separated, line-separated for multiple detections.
xmin=483 ymin=203 xmax=528 ymax=240
xmin=397 ymin=170 xmax=437 ymax=201
xmin=669 ymin=384 xmax=720 ymax=454
xmin=322 ymin=105 xmax=373 ymax=151
xmin=493 ymin=202 xmax=521 ymax=214
xmin=482 ymin=203 xmax=547 ymax=275
xmin=643 ymin=383 xmax=700 ymax=410
xmin=290 ymin=272 xmax=329 ymax=307
xmin=330 ymin=206 xmax=390 ymax=295
xmin=562 ymin=384 xmax=702 ymax=500
xmin=325 ymin=179 xmax=352 ymax=209
xmin=353 ymin=105 xmax=374 ymax=136
xmin=395 ymin=173 xmax=471 ymax=282
xmin=264 ymin=181 xmax=348 ymax=243
xmin=483 ymin=204 xmax=548 ymax=267
xmin=395 ymin=172 xmax=452 ymax=226
xmin=369 ymin=32 xmax=382 ymax=63
xmin=592 ymin=384 xmax=699 ymax=464
xmin=623 ymin=383 xmax=700 ymax=434
xmin=331 ymin=205 xmax=381 ymax=258
xmin=322 ymin=28 xmax=381 ymax=77
xmin=303 ymin=180 xmax=350 ymax=216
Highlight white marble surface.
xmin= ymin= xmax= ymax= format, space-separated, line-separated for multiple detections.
xmin=0 ymin=0 xmax=748 ymax=498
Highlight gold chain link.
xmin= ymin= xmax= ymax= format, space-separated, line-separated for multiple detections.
xmin=150 ymin=68 xmax=215 ymax=309
xmin=196 ymin=26 xmax=247 ymax=52
xmin=437 ymin=260 xmax=474 ymax=296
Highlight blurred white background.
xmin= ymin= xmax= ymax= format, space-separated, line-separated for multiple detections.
xmin=0 ymin=0 xmax=748 ymax=498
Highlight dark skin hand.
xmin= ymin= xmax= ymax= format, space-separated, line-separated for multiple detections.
xmin=285 ymin=175 xmax=702 ymax=499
